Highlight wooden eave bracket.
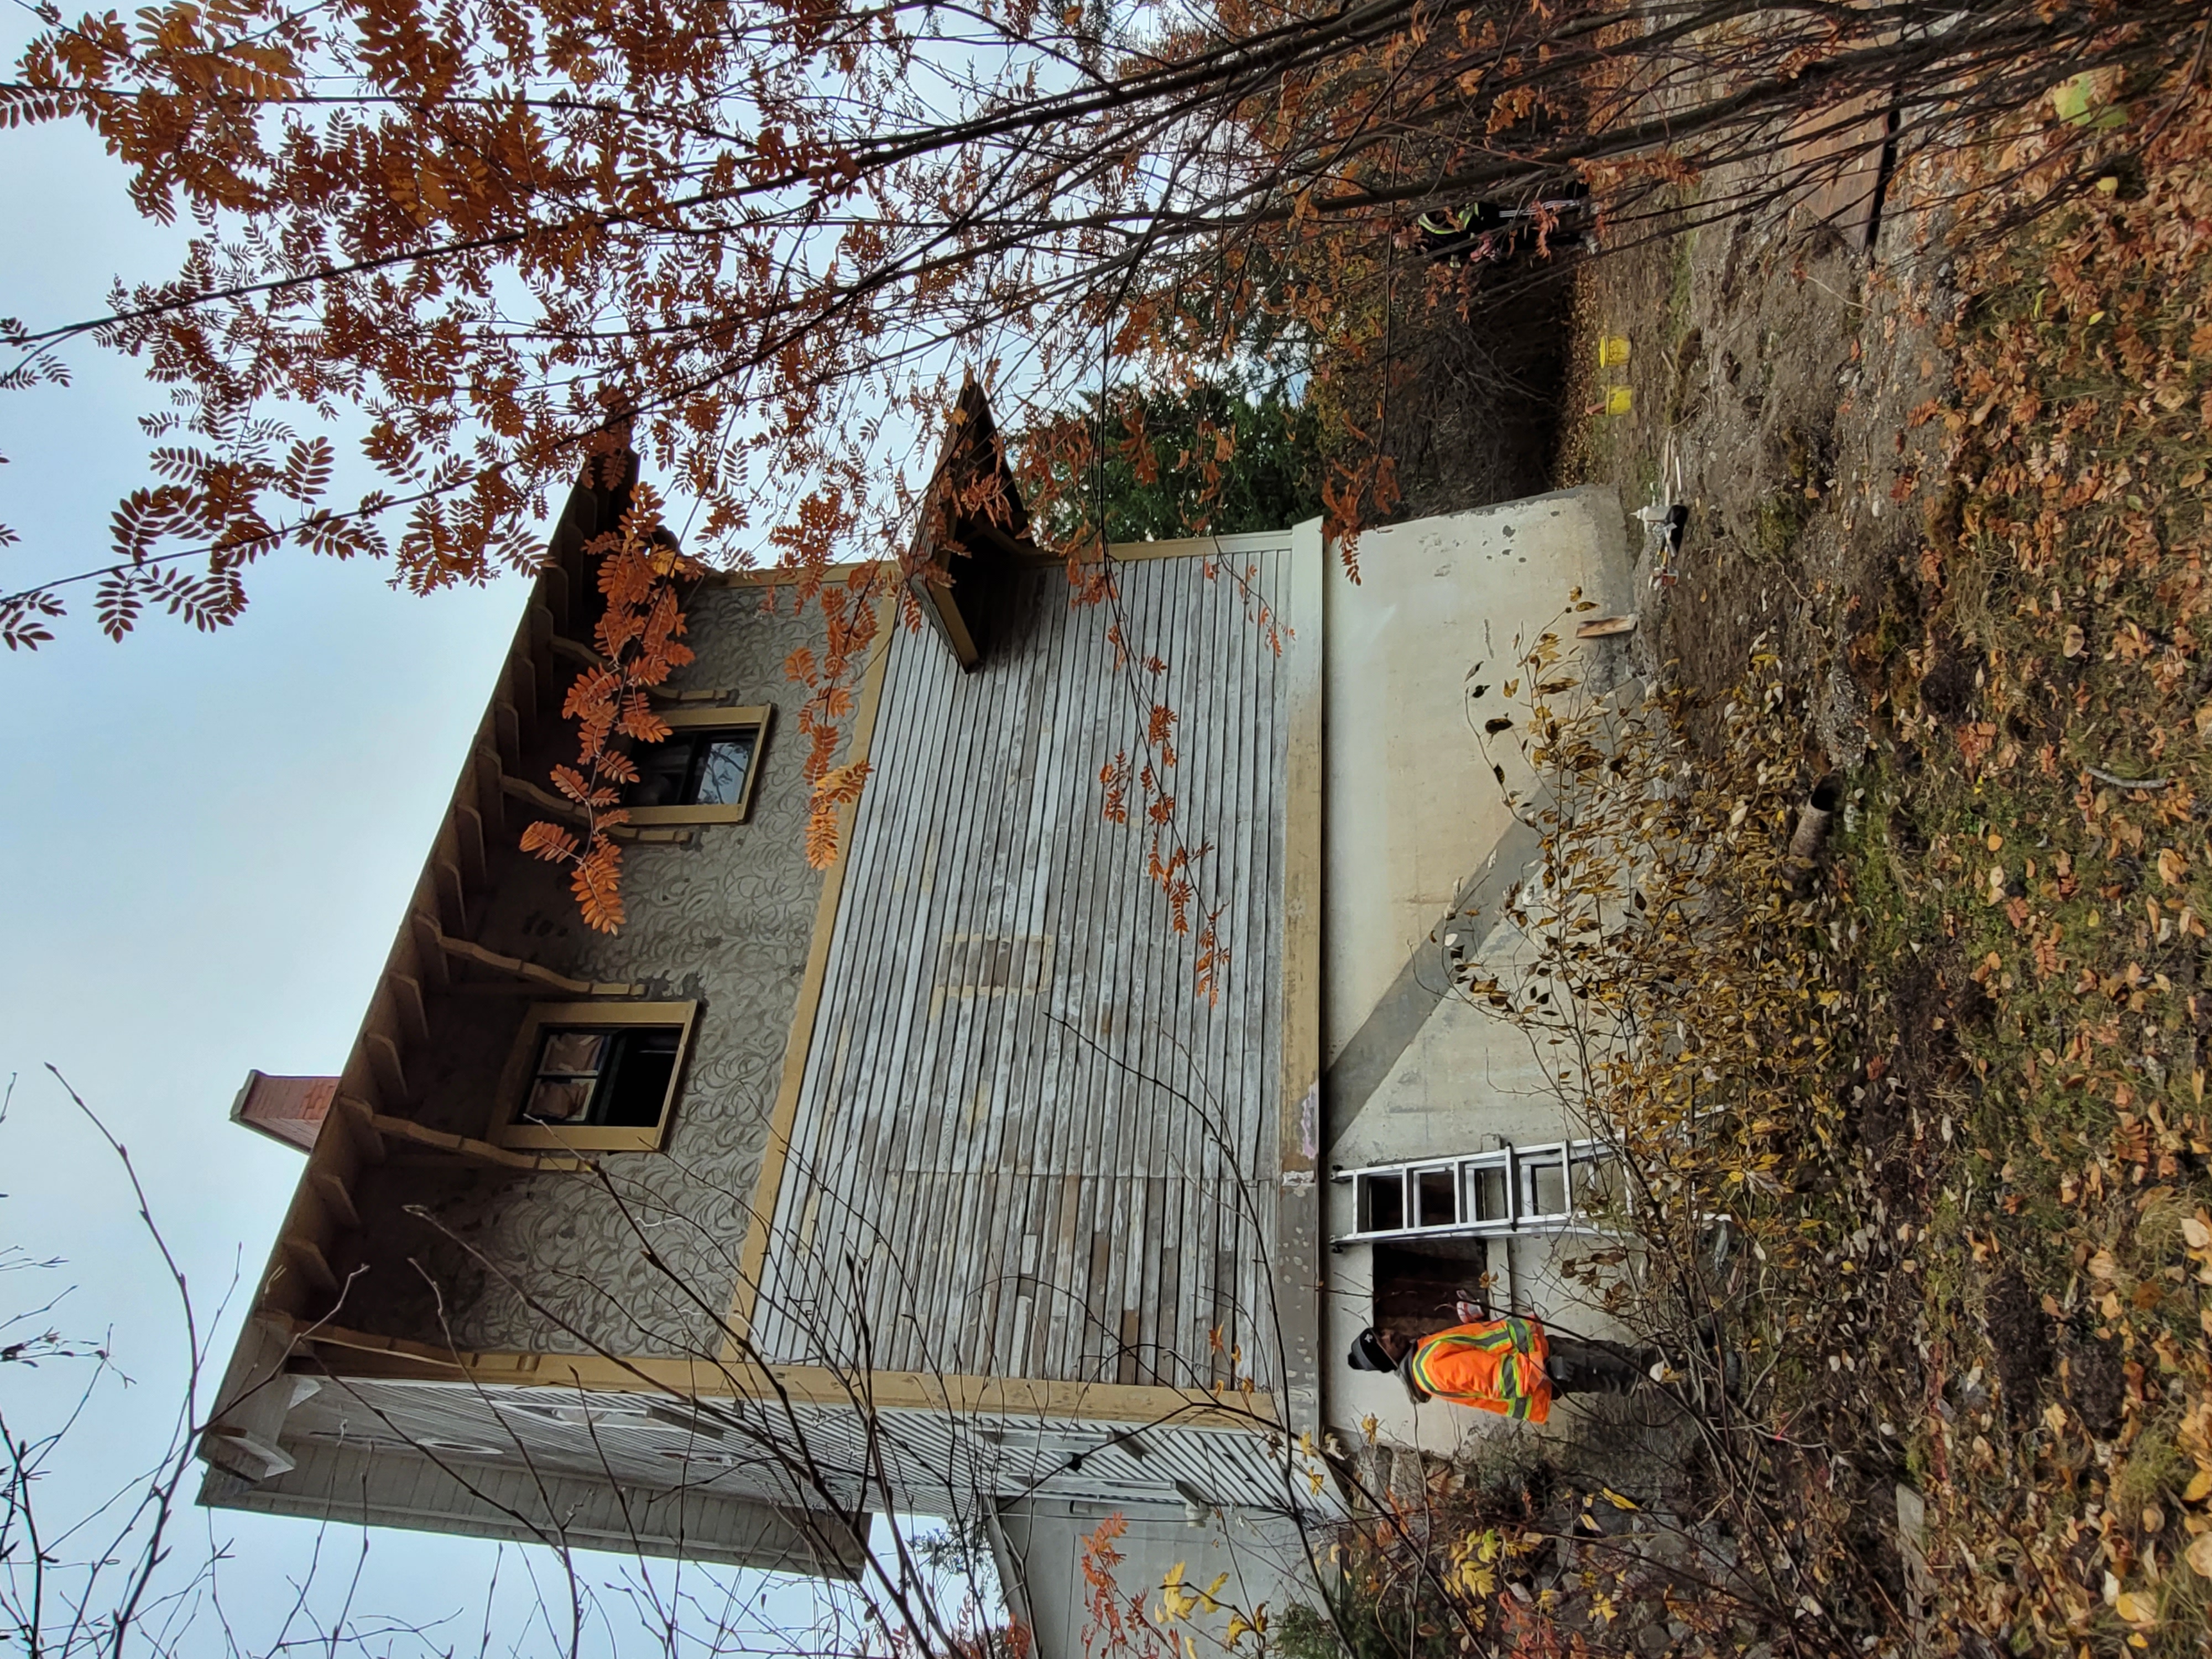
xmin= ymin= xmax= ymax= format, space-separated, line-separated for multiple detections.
xmin=280 ymin=1234 xmax=340 ymax=1297
xmin=288 ymin=1318 xmax=474 ymax=1373
xmin=497 ymin=769 xmax=591 ymax=825
xmin=488 ymin=764 xmax=690 ymax=846
xmin=417 ymin=919 xmax=643 ymax=998
xmin=311 ymin=1171 xmax=360 ymax=1230
xmin=550 ymin=632 xmax=606 ymax=671
xmin=335 ymin=1094 xmax=588 ymax=1175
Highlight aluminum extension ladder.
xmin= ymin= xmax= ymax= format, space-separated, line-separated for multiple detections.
xmin=1329 ymin=1139 xmax=1618 ymax=1247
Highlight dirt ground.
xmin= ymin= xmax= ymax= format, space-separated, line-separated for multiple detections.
xmin=1552 ymin=131 xmax=2212 ymax=1655
xmin=1558 ymin=179 xmax=1959 ymax=766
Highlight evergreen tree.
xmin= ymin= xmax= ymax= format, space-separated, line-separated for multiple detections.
xmin=1028 ymin=378 xmax=1323 ymax=544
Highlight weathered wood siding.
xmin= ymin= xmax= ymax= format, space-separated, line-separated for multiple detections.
xmin=752 ymin=544 xmax=1296 ymax=1388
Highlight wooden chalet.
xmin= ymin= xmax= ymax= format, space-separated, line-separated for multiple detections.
xmin=199 ymin=393 xmax=1636 ymax=1637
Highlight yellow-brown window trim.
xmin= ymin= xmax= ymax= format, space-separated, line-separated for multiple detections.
xmin=490 ymin=1000 xmax=700 ymax=1152
xmin=623 ymin=704 xmax=774 ymax=827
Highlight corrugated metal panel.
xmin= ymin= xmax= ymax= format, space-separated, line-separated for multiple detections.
xmin=755 ymin=550 xmax=1294 ymax=1389
xmin=279 ymin=1375 xmax=847 ymax=1507
xmin=246 ymin=1375 xmax=1311 ymax=1542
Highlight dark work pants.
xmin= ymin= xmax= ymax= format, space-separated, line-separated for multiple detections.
xmin=1544 ymin=1335 xmax=1651 ymax=1396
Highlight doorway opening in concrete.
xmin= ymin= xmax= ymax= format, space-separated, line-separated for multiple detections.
xmin=1369 ymin=1239 xmax=1489 ymax=1343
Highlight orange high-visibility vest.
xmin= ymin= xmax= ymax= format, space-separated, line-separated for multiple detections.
xmin=1407 ymin=1317 xmax=1553 ymax=1422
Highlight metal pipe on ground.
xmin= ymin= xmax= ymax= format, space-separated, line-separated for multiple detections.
xmin=1788 ymin=775 xmax=1844 ymax=894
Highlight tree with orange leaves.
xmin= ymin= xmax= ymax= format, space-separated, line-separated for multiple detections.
xmin=7 ymin=0 xmax=2183 ymax=643
xmin=4 ymin=0 xmax=2193 ymax=924
xmin=513 ymin=438 xmax=695 ymax=930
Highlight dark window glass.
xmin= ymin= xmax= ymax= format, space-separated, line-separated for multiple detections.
xmin=523 ymin=1025 xmax=683 ymax=1128
xmin=629 ymin=743 xmax=697 ymax=808
xmin=624 ymin=728 xmax=760 ymax=808
xmin=598 ymin=1027 xmax=680 ymax=1126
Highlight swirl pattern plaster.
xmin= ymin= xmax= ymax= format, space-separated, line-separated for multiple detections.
xmin=344 ymin=590 xmax=840 ymax=1359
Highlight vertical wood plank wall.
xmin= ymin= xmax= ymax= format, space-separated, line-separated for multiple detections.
xmin=752 ymin=547 xmax=1295 ymax=1389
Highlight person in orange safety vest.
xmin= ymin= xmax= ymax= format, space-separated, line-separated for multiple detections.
xmin=1345 ymin=1307 xmax=1651 ymax=1422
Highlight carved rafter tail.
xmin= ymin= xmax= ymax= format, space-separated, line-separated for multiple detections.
xmin=213 ymin=447 xmax=642 ymax=1397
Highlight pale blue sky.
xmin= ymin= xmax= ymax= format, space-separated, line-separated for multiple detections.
xmin=0 ymin=108 xmax=857 ymax=1657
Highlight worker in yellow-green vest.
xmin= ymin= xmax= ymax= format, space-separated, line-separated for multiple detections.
xmin=1346 ymin=1306 xmax=1652 ymax=1423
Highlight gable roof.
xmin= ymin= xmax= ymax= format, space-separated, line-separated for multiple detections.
xmin=906 ymin=377 xmax=1035 ymax=670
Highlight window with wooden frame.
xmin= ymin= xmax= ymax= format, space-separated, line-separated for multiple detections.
xmin=492 ymin=1001 xmax=699 ymax=1151
xmin=623 ymin=705 xmax=773 ymax=826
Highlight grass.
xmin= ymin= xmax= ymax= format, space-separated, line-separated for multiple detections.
xmin=1558 ymin=185 xmax=1699 ymax=512
xmin=1752 ymin=487 xmax=1808 ymax=559
xmin=1666 ymin=217 xmax=1697 ymax=348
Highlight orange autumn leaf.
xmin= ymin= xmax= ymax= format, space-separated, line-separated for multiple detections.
xmin=519 ymin=820 xmax=577 ymax=862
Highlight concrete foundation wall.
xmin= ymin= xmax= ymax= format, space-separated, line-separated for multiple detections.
xmin=1322 ymin=487 xmax=1632 ymax=1065
xmin=994 ymin=1497 xmax=1322 ymax=1659
xmin=1318 ymin=487 xmax=1634 ymax=1458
